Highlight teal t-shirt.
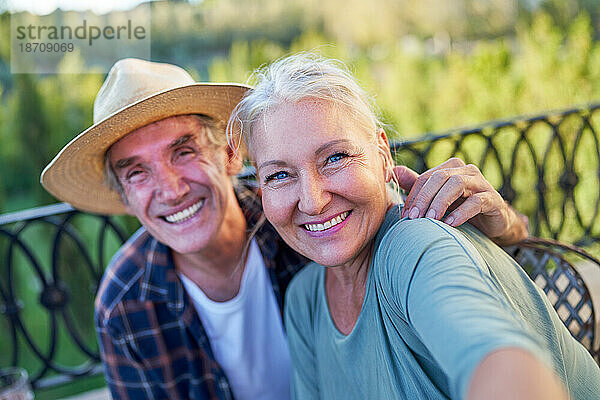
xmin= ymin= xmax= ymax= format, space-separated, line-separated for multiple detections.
xmin=284 ymin=207 xmax=600 ymax=399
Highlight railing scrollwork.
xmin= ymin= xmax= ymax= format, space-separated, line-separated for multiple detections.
xmin=0 ymin=205 xmax=136 ymax=389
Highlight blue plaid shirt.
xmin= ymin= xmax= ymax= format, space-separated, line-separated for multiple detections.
xmin=95 ymin=184 xmax=307 ymax=399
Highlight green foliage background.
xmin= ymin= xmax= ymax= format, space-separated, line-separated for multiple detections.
xmin=1 ymin=0 xmax=600 ymax=214
xmin=1 ymin=0 xmax=600 ymax=397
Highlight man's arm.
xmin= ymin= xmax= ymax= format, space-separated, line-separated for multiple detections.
xmin=96 ymin=322 xmax=146 ymax=399
xmin=95 ymin=308 xmax=164 ymax=400
xmin=394 ymin=158 xmax=529 ymax=245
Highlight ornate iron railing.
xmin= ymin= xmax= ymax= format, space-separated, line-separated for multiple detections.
xmin=1 ymin=103 xmax=600 ymax=393
xmin=0 ymin=204 xmax=137 ymax=390
xmin=391 ymin=103 xmax=600 ymax=250
xmin=505 ymin=238 xmax=600 ymax=364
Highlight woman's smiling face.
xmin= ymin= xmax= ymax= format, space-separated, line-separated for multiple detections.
xmin=250 ymin=98 xmax=393 ymax=267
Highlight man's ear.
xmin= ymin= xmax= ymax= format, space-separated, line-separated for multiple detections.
xmin=121 ymin=195 xmax=136 ymax=216
xmin=124 ymin=205 xmax=135 ymax=216
xmin=225 ymin=145 xmax=244 ymax=176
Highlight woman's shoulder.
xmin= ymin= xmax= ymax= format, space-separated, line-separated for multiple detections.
xmin=285 ymin=262 xmax=323 ymax=309
xmin=373 ymin=215 xmax=491 ymax=286
xmin=377 ymin=213 xmax=474 ymax=256
xmin=290 ymin=262 xmax=322 ymax=287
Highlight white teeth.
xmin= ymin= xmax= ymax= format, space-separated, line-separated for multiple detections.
xmin=164 ymin=199 xmax=205 ymax=223
xmin=304 ymin=211 xmax=349 ymax=232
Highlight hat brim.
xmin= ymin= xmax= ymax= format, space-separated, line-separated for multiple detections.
xmin=41 ymin=83 xmax=251 ymax=215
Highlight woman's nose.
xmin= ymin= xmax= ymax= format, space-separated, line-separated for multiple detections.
xmin=297 ymin=175 xmax=331 ymax=216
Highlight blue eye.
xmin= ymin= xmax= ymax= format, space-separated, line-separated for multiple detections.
xmin=328 ymin=153 xmax=347 ymax=163
xmin=265 ymin=171 xmax=289 ymax=182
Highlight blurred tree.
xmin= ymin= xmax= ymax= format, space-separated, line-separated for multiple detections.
xmin=11 ymin=74 xmax=53 ymax=204
xmin=1 ymin=1 xmax=600 ymax=212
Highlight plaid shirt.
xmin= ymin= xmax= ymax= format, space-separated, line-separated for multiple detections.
xmin=95 ymin=184 xmax=307 ymax=400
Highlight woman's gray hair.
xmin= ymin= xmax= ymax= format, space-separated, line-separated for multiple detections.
xmin=227 ymin=52 xmax=401 ymax=203
xmin=227 ymin=52 xmax=385 ymax=156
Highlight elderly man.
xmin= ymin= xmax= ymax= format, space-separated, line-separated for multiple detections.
xmin=41 ymin=58 xmax=528 ymax=400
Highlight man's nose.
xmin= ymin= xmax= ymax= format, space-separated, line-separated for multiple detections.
xmin=155 ymin=165 xmax=189 ymax=203
xmin=297 ymin=174 xmax=331 ymax=216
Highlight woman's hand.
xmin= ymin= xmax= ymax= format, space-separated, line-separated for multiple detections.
xmin=394 ymin=158 xmax=529 ymax=246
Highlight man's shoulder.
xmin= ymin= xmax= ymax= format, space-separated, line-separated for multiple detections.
xmin=94 ymin=226 xmax=156 ymax=320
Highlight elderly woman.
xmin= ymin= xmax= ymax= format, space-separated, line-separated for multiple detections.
xmin=229 ymin=54 xmax=600 ymax=399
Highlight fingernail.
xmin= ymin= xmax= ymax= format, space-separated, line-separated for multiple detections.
xmin=409 ymin=207 xmax=419 ymax=219
xmin=426 ymin=209 xmax=436 ymax=219
xmin=445 ymin=216 xmax=455 ymax=225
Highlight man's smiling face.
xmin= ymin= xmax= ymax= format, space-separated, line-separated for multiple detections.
xmin=109 ymin=114 xmax=241 ymax=255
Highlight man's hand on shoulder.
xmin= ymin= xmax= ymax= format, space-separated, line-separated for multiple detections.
xmin=394 ymin=158 xmax=529 ymax=246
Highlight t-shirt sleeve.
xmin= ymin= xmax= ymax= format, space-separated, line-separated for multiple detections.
xmin=377 ymin=218 xmax=551 ymax=399
xmin=284 ymin=265 xmax=320 ymax=400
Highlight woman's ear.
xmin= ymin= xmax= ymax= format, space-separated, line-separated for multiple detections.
xmin=377 ymin=128 xmax=390 ymax=149
xmin=376 ymin=129 xmax=394 ymax=182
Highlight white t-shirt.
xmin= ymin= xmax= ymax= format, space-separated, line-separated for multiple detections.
xmin=179 ymin=239 xmax=291 ymax=400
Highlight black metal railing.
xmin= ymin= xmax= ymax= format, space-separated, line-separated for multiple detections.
xmin=0 ymin=204 xmax=137 ymax=390
xmin=392 ymin=103 xmax=600 ymax=250
xmin=1 ymin=102 xmax=600 ymax=392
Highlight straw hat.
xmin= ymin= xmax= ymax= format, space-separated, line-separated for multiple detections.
xmin=41 ymin=58 xmax=251 ymax=215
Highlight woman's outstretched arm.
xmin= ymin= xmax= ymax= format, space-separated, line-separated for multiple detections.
xmin=466 ymin=348 xmax=567 ymax=400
